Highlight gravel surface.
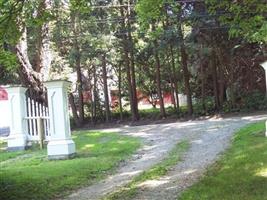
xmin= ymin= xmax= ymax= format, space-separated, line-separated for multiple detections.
xmin=64 ymin=114 xmax=267 ymax=200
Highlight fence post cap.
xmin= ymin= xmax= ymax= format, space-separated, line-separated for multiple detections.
xmin=4 ymin=85 xmax=27 ymax=93
xmin=44 ymin=80 xmax=71 ymax=89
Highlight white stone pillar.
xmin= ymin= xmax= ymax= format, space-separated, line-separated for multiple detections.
xmin=5 ymin=86 xmax=28 ymax=150
xmin=261 ymin=61 xmax=267 ymax=94
xmin=44 ymin=80 xmax=76 ymax=159
xmin=260 ymin=61 xmax=267 ymax=137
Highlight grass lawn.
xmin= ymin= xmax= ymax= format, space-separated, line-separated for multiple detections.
xmin=0 ymin=131 xmax=141 ymax=200
xmin=179 ymin=122 xmax=267 ymax=200
xmin=0 ymin=140 xmax=26 ymax=162
xmin=105 ymin=141 xmax=189 ymax=200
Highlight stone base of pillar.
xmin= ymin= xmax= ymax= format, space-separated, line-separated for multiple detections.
xmin=7 ymin=134 xmax=27 ymax=151
xmin=47 ymin=139 xmax=76 ymax=160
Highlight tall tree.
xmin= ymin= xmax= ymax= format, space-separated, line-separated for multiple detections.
xmin=1 ymin=0 xmax=53 ymax=100
xmin=101 ymin=53 xmax=111 ymax=122
xmin=118 ymin=0 xmax=139 ymax=121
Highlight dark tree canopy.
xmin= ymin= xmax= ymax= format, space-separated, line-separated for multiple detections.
xmin=0 ymin=0 xmax=266 ymax=126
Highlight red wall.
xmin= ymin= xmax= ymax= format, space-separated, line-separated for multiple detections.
xmin=110 ymin=90 xmax=174 ymax=107
xmin=0 ymin=87 xmax=8 ymax=101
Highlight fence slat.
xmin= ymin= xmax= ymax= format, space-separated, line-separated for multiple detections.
xmin=25 ymin=91 xmax=50 ymax=141
xmin=35 ymin=100 xmax=39 ymax=136
xmin=46 ymin=106 xmax=50 ymax=136
xmin=27 ymin=97 xmax=33 ymax=137
xmin=42 ymin=103 xmax=46 ymax=136
xmin=33 ymin=99 xmax=36 ymax=136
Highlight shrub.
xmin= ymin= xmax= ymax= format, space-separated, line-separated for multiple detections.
xmin=242 ymin=91 xmax=267 ymax=111
xmin=193 ymin=97 xmax=215 ymax=116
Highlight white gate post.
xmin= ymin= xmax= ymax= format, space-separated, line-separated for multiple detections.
xmin=44 ymin=80 xmax=76 ymax=159
xmin=260 ymin=61 xmax=267 ymax=137
xmin=5 ymin=86 xmax=28 ymax=150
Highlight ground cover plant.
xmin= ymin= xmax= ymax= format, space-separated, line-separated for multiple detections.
xmin=105 ymin=141 xmax=189 ymax=200
xmin=179 ymin=122 xmax=267 ymax=200
xmin=0 ymin=131 xmax=141 ymax=200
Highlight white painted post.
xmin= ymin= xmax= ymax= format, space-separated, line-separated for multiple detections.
xmin=44 ymin=80 xmax=76 ymax=159
xmin=5 ymin=86 xmax=28 ymax=150
xmin=260 ymin=61 xmax=267 ymax=137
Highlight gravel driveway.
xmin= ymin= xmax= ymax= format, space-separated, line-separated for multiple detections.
xmin=64 ymin=113 xmax=267 ymax=200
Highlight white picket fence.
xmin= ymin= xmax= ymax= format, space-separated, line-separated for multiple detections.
xmin=25 ymin=97 xmax=51 ymax=141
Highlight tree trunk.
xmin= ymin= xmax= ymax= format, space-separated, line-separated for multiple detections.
xmin=165 ymin=11 xmax=180 ymax=111
xmin=119 ymin=0 xmax=139 ymax=121
xmin=170 ymin=82 xmax=177 ymax=110
xmin=14 ymin=1 xmax=54 ymax=102
xmin=16 ymin=26 xmax=44 ymax=100
xmin=200 ymin=60 xmax=206 ymax=112
xmin=75 ymin=47 xmax=84 ymax=123
xmin=118 ymin=64 xmax=123 ymax=121
xmin=215 ymin=48 xmax=226 ymax=109
xmin=218 ymin=64 xmax=225 ymax=108
xmin=170 ymin=45 xmax=180 ymax=110
xmin=72 ymin=11 xmax=84 ymax=124
xmin=33 ymin=0 xmax=52 ymax=81
xmin=180 ymin=43 xmax=193 ymax=116
xmin=167 ymin=51 xmax=177 ymax=110
xmin=127 ymin=0 xmax=139 ymax=121
xmin=210 ymin=51 xmax=220 ymax=111
xmin=102 ymin=54 xmax=111 ymax=122
xmin=153 ymin=38 xmax=166 ymax=118
xmin=92 ymin=64 xmax=97 ymax=123
xmin=69 ymin=93 xmax=81 ymax=127
xmin=128 ymin=28 xmax=139 ymax=121
xmin=178 ymin=25 xmax=193 ymax=116
xmin=228 ymin=60 xmax=236 ymax=109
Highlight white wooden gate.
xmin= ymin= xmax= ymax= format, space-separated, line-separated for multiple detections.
xmin=25 ymin=91 xmax=51 ymax=141
xmin=6 ymin=81 xmax=76 ymax=158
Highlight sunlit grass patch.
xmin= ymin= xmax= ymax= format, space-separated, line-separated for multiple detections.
xmin=256 ymin=168 xmax=267 ymax=178
xmin=0 ymin=131 xmax=141 ymax=200
xmin=179 ymin=122 xmax=267 ymax=200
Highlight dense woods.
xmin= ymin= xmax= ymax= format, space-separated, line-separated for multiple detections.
xmin=0 ymin=0 xmax=266 ymax=126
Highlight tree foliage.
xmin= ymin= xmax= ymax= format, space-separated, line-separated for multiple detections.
xmin=0 ymin=0 xmax=266 ymax=125
xmin=207 ymin=0 xmax=267 ymax=42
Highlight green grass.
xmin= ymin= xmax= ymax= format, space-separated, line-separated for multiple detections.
xmin=105 ymin=140 xmax=189 ymax=200
xmin=0 ymin=131 xmax=141 ymax=200
xmin=180 ymin=122 xmax=267 ymax=200
xmin=0 ymin=140 xmax=27 ymax=162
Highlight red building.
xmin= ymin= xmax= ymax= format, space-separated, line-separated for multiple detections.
xmin=110 ymin=89 xmax=175 ymax=109
xmin=0 ymin=86 xmax=8 ymax=101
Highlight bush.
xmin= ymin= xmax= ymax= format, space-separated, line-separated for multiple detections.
xmin=242 ymin=91 xmax=267 ymax=111
xmin=111 ymin=110 xmax=131 ymax=120
xmin=139 ymin=108 xmax=161 ymax=119
xmin=193 ymin=97 xmax=215 ymax=116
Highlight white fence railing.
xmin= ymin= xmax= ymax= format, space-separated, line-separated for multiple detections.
xmin=25 ymin=97 xmax=51 ymax=141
